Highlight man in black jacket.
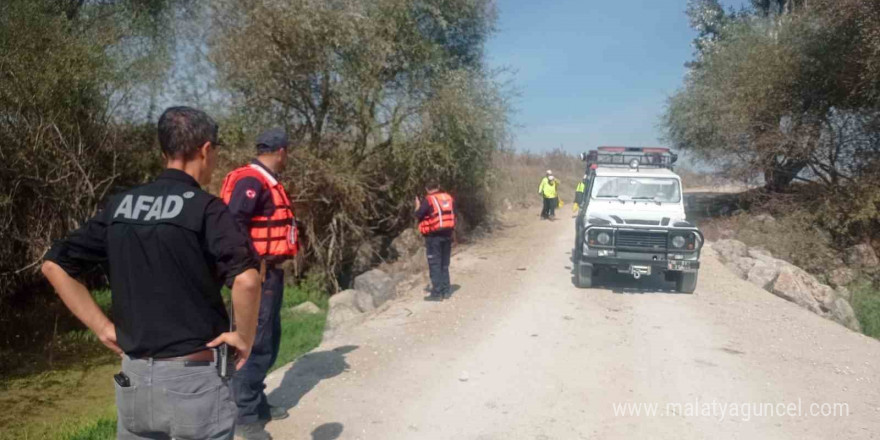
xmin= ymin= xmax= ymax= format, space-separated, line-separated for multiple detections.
xmin=42 ymin=106 xmax=262 ymax=440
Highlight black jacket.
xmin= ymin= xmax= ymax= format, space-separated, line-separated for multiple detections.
xmin=45 ymin=169 xmax=259 ymax=358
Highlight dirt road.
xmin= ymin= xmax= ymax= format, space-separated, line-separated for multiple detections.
xmin=264 ymin=207 xmax=880 ymax=440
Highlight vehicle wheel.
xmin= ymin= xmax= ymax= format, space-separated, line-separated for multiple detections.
xmin=675 ymin=271 xmax=698 ymax=294
xmin=576 ymin=263 xmax=593 ymax=288
xmin=573 ymin=231 xmax=583 ymax=264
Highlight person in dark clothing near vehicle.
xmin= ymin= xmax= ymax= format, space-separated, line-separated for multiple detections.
xmin=41 ymin=106 xmax=262 ymax=440
xmin=414 ymin=181 xmax=456 ymax=301
xmin=220 ymin=128 xmax=300 ymax=440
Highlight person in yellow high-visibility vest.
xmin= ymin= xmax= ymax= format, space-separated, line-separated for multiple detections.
xmin=572 ymin=174 xmax=587 ymax=213
xmin=538 ymin=173 xmax=560 ymax=220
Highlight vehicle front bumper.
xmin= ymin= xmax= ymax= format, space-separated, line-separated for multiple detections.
xmin=581 ymin=254 xmax=700 ymax=272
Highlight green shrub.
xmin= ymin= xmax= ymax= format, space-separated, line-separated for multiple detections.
xmin=851 ymin=279 xmax=880 ymax=339
xmin=0 ymin=0 xmax=170 ymax=355
xmin=61 ymin=415 xmax=116 ymax=440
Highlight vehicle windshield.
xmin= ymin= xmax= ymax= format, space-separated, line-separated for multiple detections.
xmin=591 ymin=176 xmax=681 ymax=203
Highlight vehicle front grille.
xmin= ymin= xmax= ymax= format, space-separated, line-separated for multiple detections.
xmin=616 ymin=230 xmax=667 ymax=251
xmin=623 ymin=219 xmax=660 ymax=226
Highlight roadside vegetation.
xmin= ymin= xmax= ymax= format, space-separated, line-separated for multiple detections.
xmin=666 ymin=0 xmax=880 ymax=337
xmin=0 ymin=0 xmax=508 ymax=437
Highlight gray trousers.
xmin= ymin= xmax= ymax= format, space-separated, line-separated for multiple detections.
xmin=116 ymin=355 xmax=236 ymax=440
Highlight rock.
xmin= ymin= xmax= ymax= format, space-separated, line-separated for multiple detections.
xmin=828 ymin=297 xmax=861 ymax=332
xmin=729 ymin=257 xmax=757 ymax=279
xmin=329 ymin=289 xmax=358 ymax=308
xmin=712 ymin=239 xmax=749 ymax=263
xmin=325 ymin=290 xmax=366 ymax=334
xmin=352 ymin=237 xmax=383 ymax=275
xmin=325 ymin=303 xmax=363 ymax=334
xmin=845 ymin=243 xmax=879 ymax=270
xmin=290 ymin=301 xmax=321 ymax=314
xmin=353 ymin=269 xmax=398 ymax=308
xmin=714 ymin=241 xmax=863 ymax=333
xmin=717 ymin=228 xmax=736 ymax=240
xmin=353 ymin=290 xmax=375 ymax=313
xmin=827 ymin=267 xmax=856 ymax=288
xmin=391 ymin=228 xmax=422 ymax=260
xmin=771 ymin=262 xmax=839 ymax=312
xmin=746 ymin=261 xmax=780 ymax=289
xmin=753 ymin=213 xmax=776 ymax=225
xmin=770 ymin=268 xmax=823 ymax=314
xmin=747 ymin=248 xmax=777 ymax=263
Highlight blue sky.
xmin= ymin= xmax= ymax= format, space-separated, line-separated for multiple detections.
xmin=486 ymin=0 xmax=747 ymax=154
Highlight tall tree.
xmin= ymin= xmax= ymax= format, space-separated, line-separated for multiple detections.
xmin=210 ymin=0 xmax=508 ymax=288
xmin=665 ymin=0 xmax=880 ymax=190
xmin=0 ymin=0 xmax=183 ymax=349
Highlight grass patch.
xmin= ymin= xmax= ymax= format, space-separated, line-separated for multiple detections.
xmin=273 ymin=309 xmax=326 ymax=371
xmin=0 ymin=361 xmax=119 ymax=440
xmin=851 ymin=279 xmax=880 ymax=339
xmin=58 ymin=410 xmax=116 ymax=440
xmin=3 ymin=283 xmax=327 ymax=440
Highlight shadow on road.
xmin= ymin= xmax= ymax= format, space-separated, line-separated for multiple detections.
xmin=312 ymin=422 xmax=344 ymax=440
xmin=268 ymin=345 xmax=358 ymax=410
xmin=597 ymin=272 xmax=688 ymax=295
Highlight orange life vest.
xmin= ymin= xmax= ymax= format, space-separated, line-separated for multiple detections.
xmin=418 ymin=192 xmax=456 ymax=235
xmin=220 ymin=164 xmax=299 ymax=257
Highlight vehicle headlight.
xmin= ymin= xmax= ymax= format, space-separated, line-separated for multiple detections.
xmin=671 ymin=235 xmax=686 ymax=248
xmin=597 ymin=232 xmax=611 ymax=245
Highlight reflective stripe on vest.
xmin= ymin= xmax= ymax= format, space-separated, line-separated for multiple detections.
xmin=419 ymin=192 xmax=456 ymax=235
xmin=220 ymin=165 xmax=299 ymax=257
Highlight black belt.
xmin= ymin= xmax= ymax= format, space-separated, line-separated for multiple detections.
xmin=135 ymin=349 xmax=216 ymax=367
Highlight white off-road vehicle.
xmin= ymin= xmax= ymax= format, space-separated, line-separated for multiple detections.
xmin=573 ymin=147 xmax=703 ymax=293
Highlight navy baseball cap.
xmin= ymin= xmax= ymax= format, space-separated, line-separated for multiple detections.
xmin=256 ymin=128 xmax=289 ymax=153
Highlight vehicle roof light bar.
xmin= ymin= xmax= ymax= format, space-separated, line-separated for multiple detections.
xmin=581 ymin=146 xmax=678 ymax=170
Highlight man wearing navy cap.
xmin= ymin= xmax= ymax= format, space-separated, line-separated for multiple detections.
xmin=220 ymin=128 xmax=300 ymax=440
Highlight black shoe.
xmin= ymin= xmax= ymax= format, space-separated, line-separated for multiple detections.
xmin=424 ymin=294 xmax=443 ymax=302
xmin=235 ymin=422 xmax=272 ymax=440
xmin=269 ymin=405 xmax=289 ymax=421
xmin=442 ymin=291 xmax=451 ymax=299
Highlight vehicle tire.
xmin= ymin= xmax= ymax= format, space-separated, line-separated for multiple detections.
xmin=675 ymin=271 xmax=698 ymax=294
xmin=573 ymin=230 xmax=583 ymax=264
xmin=575 ymin=263 xmax=593 ymax=289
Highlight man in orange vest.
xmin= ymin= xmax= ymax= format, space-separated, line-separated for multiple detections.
xmin=220 ymin=128 xmax=299 ymax=440
xmin=414 ymin=180 xmax=456 ymax=301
